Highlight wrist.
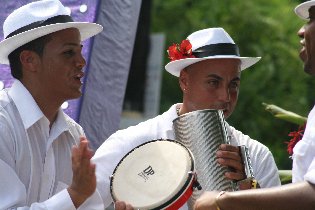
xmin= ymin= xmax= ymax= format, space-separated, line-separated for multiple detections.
xmin=236 ymin=178 xmax=260 ymax=190
xmin=215 ymin=191 xmax=226 ymax=210
xmin=67 ymin=187 xmax=89 ymax=208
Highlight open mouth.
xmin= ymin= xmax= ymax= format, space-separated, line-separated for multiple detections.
xmin=74 ymin=72 xmax=84 ymax=81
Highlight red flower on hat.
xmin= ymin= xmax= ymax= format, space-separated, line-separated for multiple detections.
xmin=285 ymin=123 xmax=306 ymax=156
xmin=167 ymin=39 xmax=195 ymax=61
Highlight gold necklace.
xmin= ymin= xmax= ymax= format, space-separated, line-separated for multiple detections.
xmin=176 ymin=107 xmax=180 ymax=116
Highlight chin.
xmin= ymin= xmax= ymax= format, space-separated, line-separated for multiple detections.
xmin=68 ymin=92 xmax=82 ymax=100
xmin=304 ymin=65 xmax=315 ymax=76
xmin=223 ymin=110 xmax=232 ymax=119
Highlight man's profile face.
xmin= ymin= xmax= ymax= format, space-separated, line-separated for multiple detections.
xmin=298 ymin=6 xmax=315 ymax=75
xmin=180 ymin=58 xmax=241 ymax=119
xmin=36 ymin=28 xmax=86 ymax=102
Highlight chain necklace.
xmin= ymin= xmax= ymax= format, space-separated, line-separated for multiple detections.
xmin=176 ymin=107 xmax=180 ymax=116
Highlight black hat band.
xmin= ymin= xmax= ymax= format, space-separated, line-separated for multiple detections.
xmin=192 ymin=43 xmax=240 ymax=58
xmin=6 ymin=15 xmax=73 ymax=39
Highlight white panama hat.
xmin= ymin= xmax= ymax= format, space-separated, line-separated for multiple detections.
xmin=295 ymin=0 xmax=315 ymax=20
xmin=0 ymin=0 xmax=103 ymax=65
xmin=165 ymin=27 xmax=261 ymax=77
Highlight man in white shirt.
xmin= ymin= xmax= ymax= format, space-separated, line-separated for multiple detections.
xmin=193 ymin=1 xmax=315 ymax=210
xmin=0 ymin=0 xmax=105 ymax=209
xmin=93 ymin=27 xmax=281 ymax=210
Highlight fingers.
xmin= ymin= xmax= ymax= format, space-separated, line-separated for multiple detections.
xmin=74 ymin=137 xmax=94 ymax=161
xmin=115 ymin=201 xmax=134 ymax=210
xmin=217 ymin=144 xmax=245 ymax=181
xmin=219 ymin=144 xmax=239 ymax=152
xmin=71 ymin=136 xmax=96 ymax=180
xmin=69 ymin=136 xmax=97 ymax=206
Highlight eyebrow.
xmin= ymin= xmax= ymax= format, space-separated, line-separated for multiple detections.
xmin=62 ymin=43 xmax=83 ymax=48
xmin=206 ymin=74 xmax=240 ymax=82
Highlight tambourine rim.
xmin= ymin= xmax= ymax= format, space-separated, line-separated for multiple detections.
xmin=110 ymin=139 xmax=195 ymax=209
xmin=152 ymin=170 xmax=194 ymax=210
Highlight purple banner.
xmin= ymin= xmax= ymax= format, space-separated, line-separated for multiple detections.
xmin=0 ymin=0 xmax=100 ymax=121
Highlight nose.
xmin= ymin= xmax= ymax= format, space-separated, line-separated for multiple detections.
xmin=298 ymin=26 xmax=305 ymax=39
xmin=76 ymin=53 xmax=86 ymax=69
xmin=220 ymin=87 xmax=231 ymax=102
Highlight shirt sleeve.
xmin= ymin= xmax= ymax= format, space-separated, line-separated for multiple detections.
xmin=253 ymin=148 xmax=282 ymax=188
xmin=229 ymin=125 xmax=281 ymax=188
xmin=292 ymin=105 xmax=315 ymax=184
xmin=293 ymin=137 xmax=315 ymax=184
xmin=0 ymin=158 xmax=75 ymax=210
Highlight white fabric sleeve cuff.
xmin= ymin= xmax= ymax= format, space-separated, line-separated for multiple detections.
xmin=44 ymin=189 xmax=75 ymax=210
xmin=304 ymin=157 xmax=315 ymax=184
xmin=77 ymin=190 xmax=105 ymax=210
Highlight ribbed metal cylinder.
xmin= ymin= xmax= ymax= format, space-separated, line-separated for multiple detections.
xmin=173 ymin=109 xmax=234 ymax=208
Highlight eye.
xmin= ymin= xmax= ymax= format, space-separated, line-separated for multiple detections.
xmin=207 ymin=80 xmax=219 ymax=87
xmin=229 ymin=81 xmax=239 ymax=90
xmin=63 ymin=49 xmax=75 ymax=57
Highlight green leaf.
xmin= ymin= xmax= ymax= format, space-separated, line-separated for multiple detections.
xmin=263 ymin=103 xmax=307 ymax=125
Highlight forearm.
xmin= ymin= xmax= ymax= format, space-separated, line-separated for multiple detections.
xmin=218 ymin=181 xmax=315 ymax=210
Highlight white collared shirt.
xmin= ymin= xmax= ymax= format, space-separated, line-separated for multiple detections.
xmin=0 ymin=80 xmax=103 ymax=210
xmin=94 ymin=103 xmax=280 ymax=209
xmin=293 ymin=105 xmax=315 ymax=184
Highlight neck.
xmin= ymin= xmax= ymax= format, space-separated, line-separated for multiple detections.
xmin=178 ymin=102 xmax=191 ymax=115
xmin=36 ymin=99 xmax=60 ymax=124
xmin=21 ymin=79 xmax=62 ymax=124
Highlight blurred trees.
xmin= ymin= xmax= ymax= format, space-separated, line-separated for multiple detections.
xmin=151 ymin=0 xmax=315 ymax=169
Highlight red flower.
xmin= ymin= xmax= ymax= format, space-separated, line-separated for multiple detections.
xmin=167 ymin=39 xmax=195 ymax=61
xmin=285 ymin=123 xmax=306 ymax=156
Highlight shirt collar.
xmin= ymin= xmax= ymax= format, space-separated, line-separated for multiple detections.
xmin=170 ymin=103 xmax=182 ymax=120
xmin=50 ymin=109 xmax=70 ymax=138
xmin=8 ymin=80 xmax=44 ymax=129
xmin=8 ymin=80 xmax=70 ymax=134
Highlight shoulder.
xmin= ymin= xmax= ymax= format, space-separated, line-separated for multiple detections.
xmin=114 ymin=105 xmax=176 ymax=138
xmin=63 ymin=112 xmax=84 ymax=135
xmin=0 ymin=90 xmax=12 ymax=112
xmin=110 ymin=113 xmax=166 ymax=140
xmin=0 ymin=91 xmax=24 ymax=165
xmin=228 ymin=124 xmax=271 ymax=154
xmin=0 ymin=90 xmax=21 ymax=130
xmin=96 ymin=107 xmax=175 ymax=154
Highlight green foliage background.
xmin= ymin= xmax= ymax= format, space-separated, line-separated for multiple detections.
xmin=151 ymin=0 xmax=315 ymax=169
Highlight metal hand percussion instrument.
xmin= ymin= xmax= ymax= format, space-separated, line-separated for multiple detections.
xmin=110 ymin=140 xmax=196 ymax=210
xmin=173 ymin=109 xmax=235 ymax=207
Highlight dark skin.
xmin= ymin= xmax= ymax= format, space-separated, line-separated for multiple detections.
xmin=194 ymin=182 xmax=315 ymax=210
xmin=194 ymin=5 xmax=315 ymax=210
xmin=20 ymin=28 xmax=95 ymax=208
xmin=20 ymin=28 xmax=86 ymax=123
xmin=298 ymin=6 xmax=315 ymax=76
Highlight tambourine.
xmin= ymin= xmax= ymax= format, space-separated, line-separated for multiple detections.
xmin=110 ymin=139 xmax=196 ymax=210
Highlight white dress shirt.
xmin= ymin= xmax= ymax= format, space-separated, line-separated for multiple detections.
xmin=0 ymin=80 xmax=104 ymax=210
xmin=93 ymin=103 xmax=281 ymax=210
xmin=293 ymin=105 xmax=315 ymax=184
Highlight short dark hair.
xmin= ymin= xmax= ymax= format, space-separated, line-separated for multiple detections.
xmin=8 ymin=34 xmax=52 ymax=79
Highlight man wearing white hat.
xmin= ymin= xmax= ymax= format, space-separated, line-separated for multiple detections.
xmin=93 ymin=27 xmax=281 ymax=209
xmin=0 ymin=0 xmax=106 ymax=209
xmin=193 ymin=1 xmax=315 ymax=210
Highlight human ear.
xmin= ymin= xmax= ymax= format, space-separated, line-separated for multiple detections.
xmin=20 ymin=50 xmax=39 ymax=72
xmin=179 ymin=68 xmax=189 ymax=92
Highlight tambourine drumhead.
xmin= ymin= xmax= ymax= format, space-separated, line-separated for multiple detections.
xmin=110 ymin=140 xmax=195 ymax=210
